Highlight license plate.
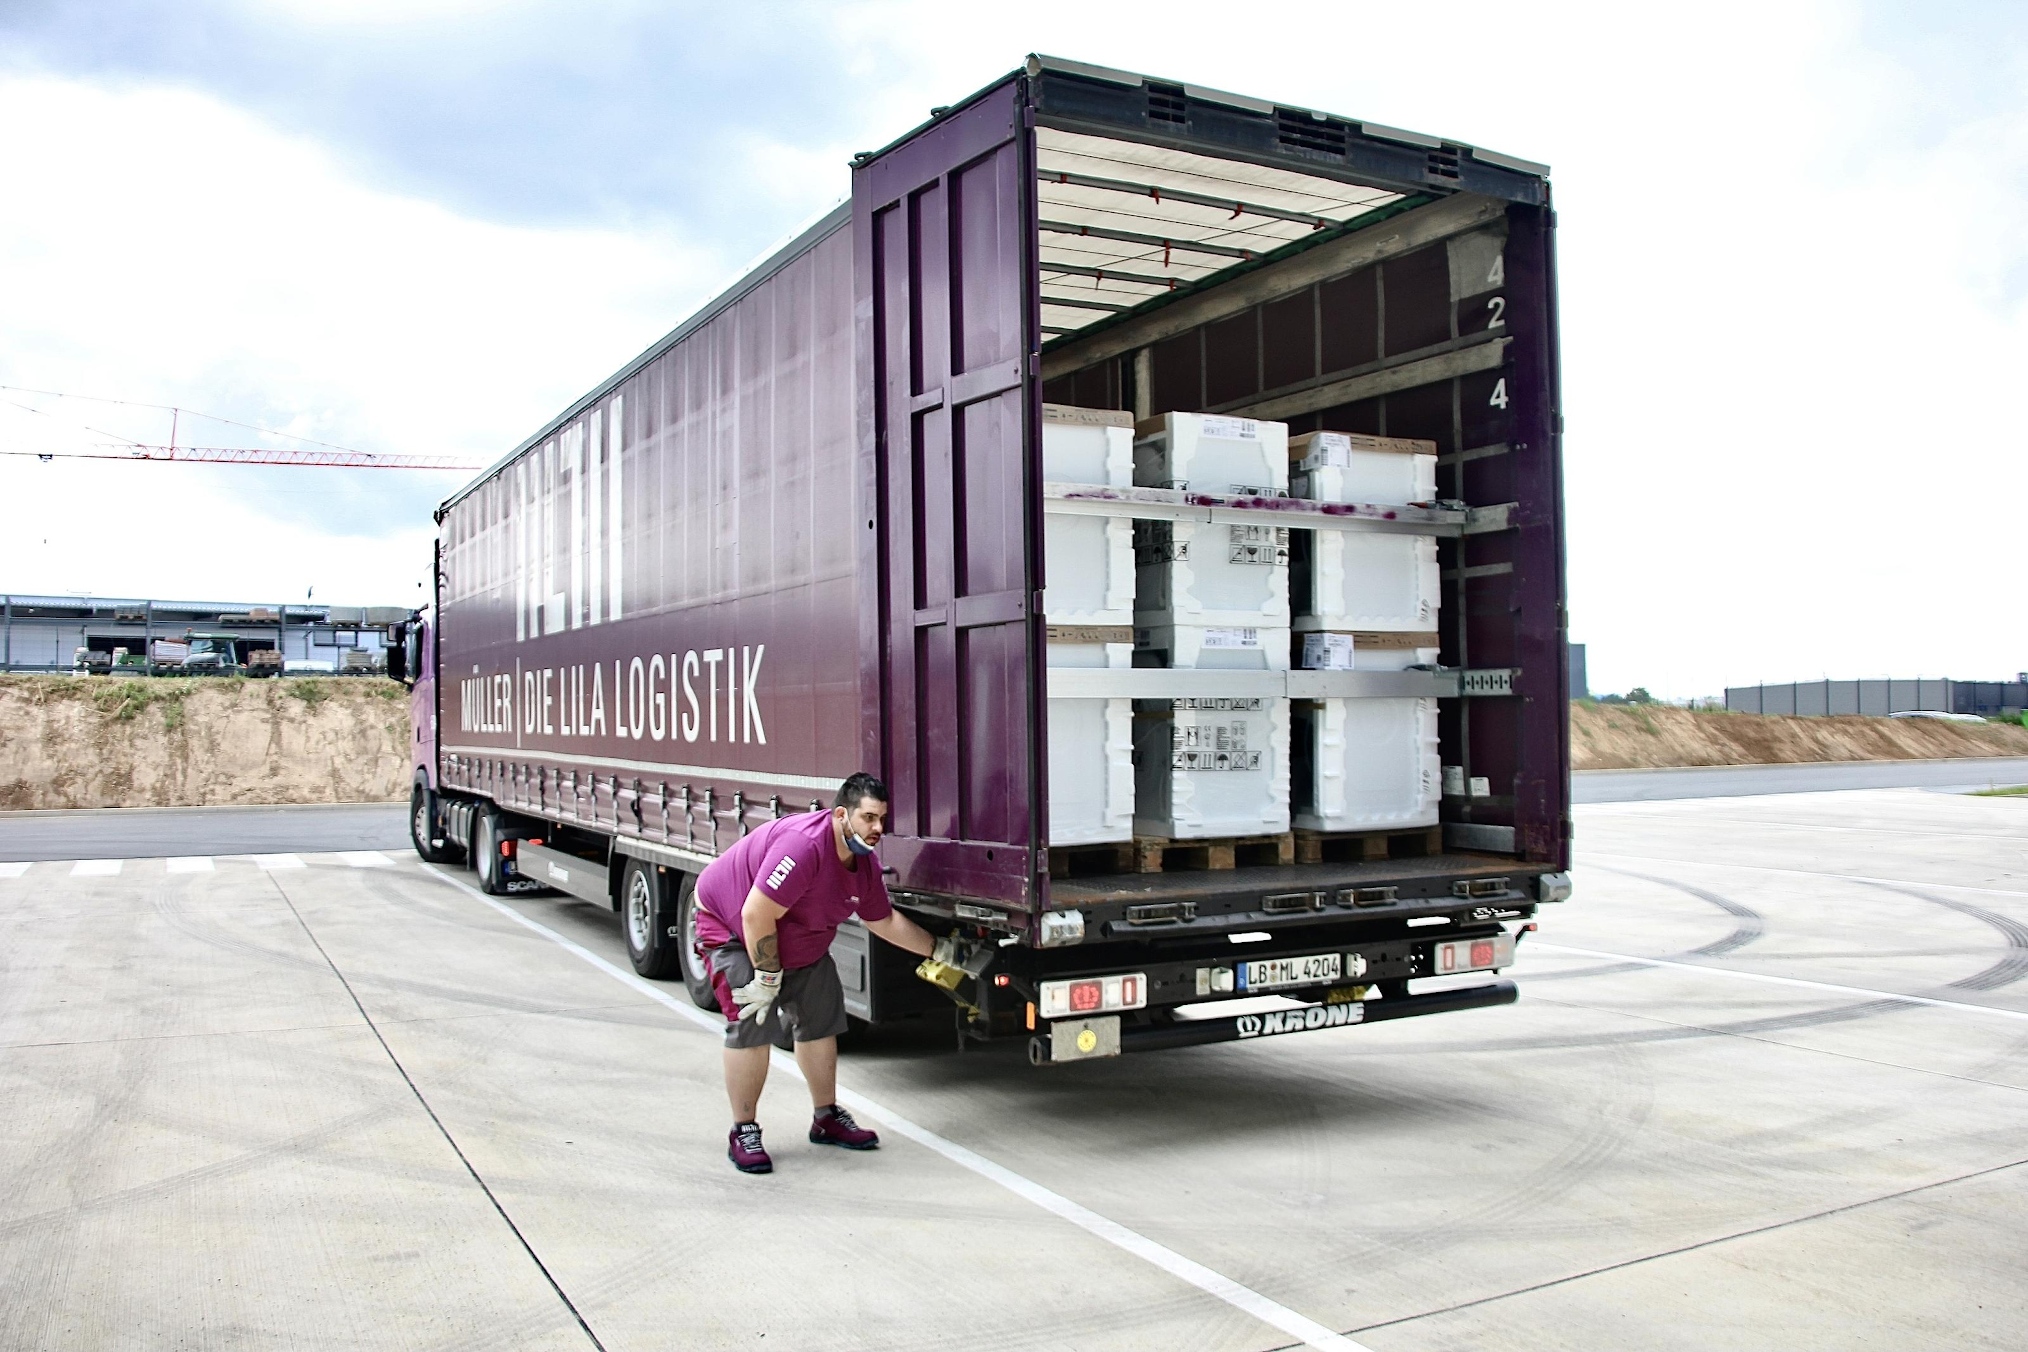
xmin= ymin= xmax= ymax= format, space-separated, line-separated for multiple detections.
xmin=1241 ymin=952 xmax=1342 ymax=991
xmin=1430 ymin=934 xmax=1515 ymax=975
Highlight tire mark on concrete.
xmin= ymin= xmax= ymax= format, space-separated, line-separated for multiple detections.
xmin=1852 ymin=880 xmax=2028 ymax=992
xmin=1593 ymin=864 xmax=1767 ymax=957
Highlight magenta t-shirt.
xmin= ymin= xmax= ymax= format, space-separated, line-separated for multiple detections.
xmin=693 ymin=811 xmax=892 ymax=969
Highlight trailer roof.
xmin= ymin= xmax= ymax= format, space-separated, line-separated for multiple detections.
xmin=437 ymin=201 xmax=850 ymax=516
xmin=442 ymin=55 xmax=1552 ymax=514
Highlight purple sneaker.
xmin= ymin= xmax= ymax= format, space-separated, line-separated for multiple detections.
xmin=727 ymin=1122 xmax=772 ymax=1174
xmin=809 ymin=1105 xmax=879 ymax=1151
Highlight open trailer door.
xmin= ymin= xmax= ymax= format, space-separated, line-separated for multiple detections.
xmin=854 ymin=76 xmax=1045 ymax=911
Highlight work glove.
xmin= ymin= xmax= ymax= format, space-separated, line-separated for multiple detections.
xmin=732 ymin=968 xmax=782 ymax=1022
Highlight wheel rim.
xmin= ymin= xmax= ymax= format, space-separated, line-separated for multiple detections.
xmin=626 ymin=870 xmax=653 ymax=953
xmin=681 ymin=891 xmax=705 ymax=983
xmin=476 ymin=817 xmax=495 ymax=884
xmin=413 ymin=794 xmax=429 ymax=848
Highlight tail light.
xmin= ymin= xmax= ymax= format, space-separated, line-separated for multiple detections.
xmin=1039 ymin=973 xmax=1147 ymax=1019
xmin=1431 ymin=933 xmax=1516 ymax=974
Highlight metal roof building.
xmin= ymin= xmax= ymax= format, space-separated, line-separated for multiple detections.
xmin=0 ymin=593 xmax=410 ymax=674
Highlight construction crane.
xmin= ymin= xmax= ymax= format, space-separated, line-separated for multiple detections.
xmin=0 ymin=385 xmax=486 ymax=471
xmin=0 ymin=444 xmax=485 ymax=471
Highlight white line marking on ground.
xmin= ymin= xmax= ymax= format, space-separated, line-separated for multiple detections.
xmin=0 ymin=862 xmax=30 ymax=879
xmin=417 ymin=864 xmax=1371 ymax=1352
xmin=339 ymin=851 xmax=392 ymax=869
xmin=1530 ymin=942 xmax=2028 ymax=1024
xmin=165 ymin=856 xmax=214 ymax=873
xmin=1582 ymin=852 xmax=2028 ymax=899
xmin=251 ymin=853 xmax=305 ymax=870
xmin=69 ymin=859 xmax=121 ymax=877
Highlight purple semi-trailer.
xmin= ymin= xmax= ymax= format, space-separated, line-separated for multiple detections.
xmin=387 ymin=56 xmax=1571 ymax=1065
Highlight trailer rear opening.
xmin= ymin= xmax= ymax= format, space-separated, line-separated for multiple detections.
xmin=402 ymin=55 xmax=1570 ymax=1064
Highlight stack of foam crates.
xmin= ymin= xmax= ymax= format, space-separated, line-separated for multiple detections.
xmin=1041 ymin=404 xmax=1136 ymax=846
xmin=1131 ymin=412 xmax=1292 ymax=841
xmin=1288 ymin=431 xmax=1443 ymax=834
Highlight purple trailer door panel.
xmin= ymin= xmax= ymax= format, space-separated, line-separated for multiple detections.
xmin=854 ymin=78 xmax=1045 ymax=909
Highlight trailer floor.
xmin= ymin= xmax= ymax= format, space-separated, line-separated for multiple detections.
xmin=4 ymin=786 xmax=2026 ymax=1350
xmin=1047 ymin=850 xmax=1517 ymax=905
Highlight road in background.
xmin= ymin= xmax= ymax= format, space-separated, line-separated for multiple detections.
xmin=1575 ymin=755 xmax=2028 ymax=803
xmin=4 ymin=786 xmax=2026 ymax=1349
xmin=0 ymin=802 xmax=407 ymax=861
xmin=6 ymin=755 xmax=2024 ymax=862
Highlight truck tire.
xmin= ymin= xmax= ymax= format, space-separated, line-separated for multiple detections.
xmin=409 ymin=784 xmax=462 ymax=865
xmin=675 ymin=874 xmax=718 ymax=1010
xmin=621 ymin=857 xmax=683 ymax=980
xmin=471 ymin=806 xmax=510 ymax=895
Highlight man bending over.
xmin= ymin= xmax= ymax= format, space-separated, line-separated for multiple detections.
xmin=691 ymin=772 xmax=934 ymax=1174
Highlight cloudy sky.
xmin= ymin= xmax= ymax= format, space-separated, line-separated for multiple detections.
xmin=1 ymin=0 xmax=2022 ymax=696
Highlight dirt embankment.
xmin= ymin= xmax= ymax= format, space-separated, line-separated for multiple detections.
xmin=6 ymin=676 xmax=2024 ymax=808
xmin=1571 ymin=701 xmax=2028 ymax=771
xmin=0 ymin=675 xmax=410 ymax=810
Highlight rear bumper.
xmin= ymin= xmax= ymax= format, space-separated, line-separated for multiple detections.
xmin=1031 ymin=981 xmax=1517 ymax=1063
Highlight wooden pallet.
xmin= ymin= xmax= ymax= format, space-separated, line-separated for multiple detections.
xmin=1048 ymin=841 xmax=1137 ymax=879
xmin=1293 ymin=825 xmax=1444 ymax=865
xmin=1133 ymin=832 xmax=1295 ymax=873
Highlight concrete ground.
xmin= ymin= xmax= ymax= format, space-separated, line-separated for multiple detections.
xmin=3 ymin=786 xmax=2025 ymax=1351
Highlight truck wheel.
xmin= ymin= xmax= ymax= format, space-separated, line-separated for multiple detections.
xmin=410 ymin=784 xmax=462 ymax=864
xmin=675 ymin=875 xmax=717 ymax=1010
xmin=471 ymin=807 xmax=509 ymax=895
xmin=621 ymin=858 xmax=683 ymax=980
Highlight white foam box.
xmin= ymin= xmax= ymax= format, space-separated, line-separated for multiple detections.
xmin=1134 ymin=412 xmax=1288 ymax=497
xmin=1299 ymin=631 xmax=1439 ymax=672
xmin=1042 ymin=405 xmax=1136 ymax=627
xmin=1133 ymin=517 xmax=1290 ymax=628
xmin=1287 ymin=430 xmax=1440 ymax=635
xmin=1293 ymin=629 xmax=1440 ymax=834
xmin=1292 ymin=697 xmax=1441 ymax=832
xmin=1136 ymin=622 xmax=1291 ymax=672
xmin=1045 ymin=624 xmax=1134 ymax=845
xmin=1133 ymin=696 xmax=1291 ymax=840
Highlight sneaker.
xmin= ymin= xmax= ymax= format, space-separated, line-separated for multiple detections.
xmin=809 ymin=1105 xmax=879 ymax=1151
xmin=727 ymin=1122 xmax=772 ymax=1174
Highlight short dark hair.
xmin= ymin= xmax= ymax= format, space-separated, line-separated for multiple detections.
xmin=835 ymin=772 xmax=889 ymax=811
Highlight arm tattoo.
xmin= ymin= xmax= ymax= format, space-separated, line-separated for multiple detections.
xmin=755 ymin=933 xmax=780 ymax=971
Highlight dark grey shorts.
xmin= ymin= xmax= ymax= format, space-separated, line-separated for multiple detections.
xmin=708 ymin=944 xmax=850 ymax=1049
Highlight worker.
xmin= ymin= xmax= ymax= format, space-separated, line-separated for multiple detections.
xmin=692 ymin=772 xmax=935 ymax=1174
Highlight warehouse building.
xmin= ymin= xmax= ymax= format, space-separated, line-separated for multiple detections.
xmin=1725 ymin=677 xmax=2027 ymax=720
xmin=0 ymin=593 xmax=408 ymax=674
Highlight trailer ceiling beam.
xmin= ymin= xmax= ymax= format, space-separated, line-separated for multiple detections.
xmin=1038 ymin=219 xmax=1255 ymax=259
xmin=1040 ymin=169 xmax=1338 ymax=229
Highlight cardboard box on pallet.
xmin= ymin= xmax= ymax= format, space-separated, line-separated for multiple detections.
xmin=1292 ymin=628 xmax=1443 ymax=832
xmin=1042 ymin=405 xmax=1138 ymax=846
xmin=1133 ymin=696 xmax=1292 ymax=840
xmin=1288 ymin=430 xmax=1440 ymax=635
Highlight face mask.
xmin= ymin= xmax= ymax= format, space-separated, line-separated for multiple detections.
xmin=844 ymin=823 xmax=877 ymax=856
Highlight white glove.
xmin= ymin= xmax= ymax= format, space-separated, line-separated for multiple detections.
xmin=733 ymin=968 xmax=782 ymax=1022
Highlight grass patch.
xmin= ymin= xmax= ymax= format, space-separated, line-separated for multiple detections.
xmin=88 ymin=679 xmax=193 ymax=731
xmin=1972 ymin=785 xmax=2028 ymax=797
xmin=286 ymin=678 xmax=331 ymax=707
